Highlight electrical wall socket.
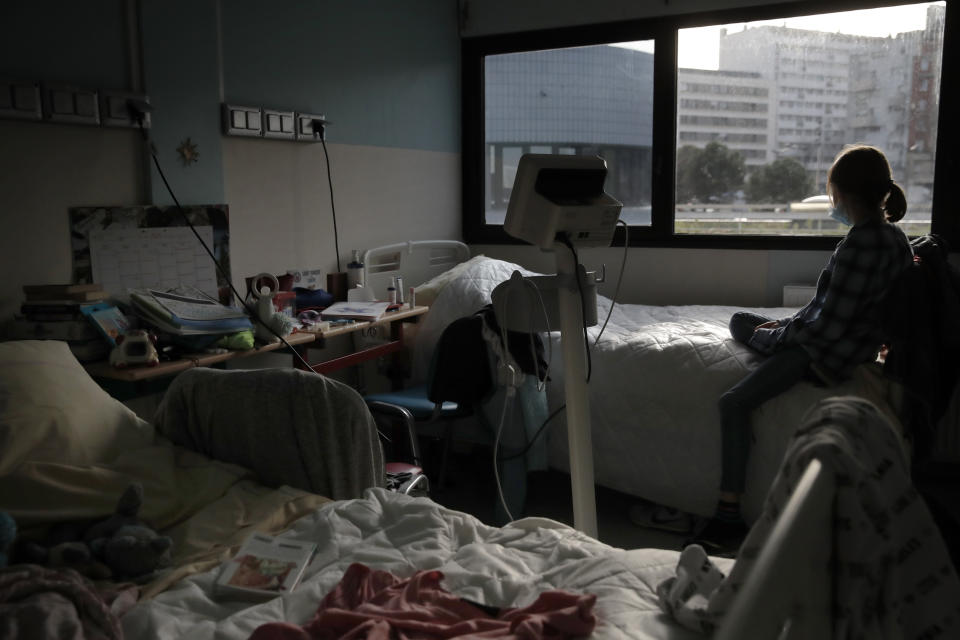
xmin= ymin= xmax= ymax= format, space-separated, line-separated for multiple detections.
xmin=295 ymin=112 xmax=326 ymax=141
xmin=0 ymin=78 xmax=149 ymax=130
xmin=100 ymin=91 xmax=151 ymax=128
xmin=222 ymin=104 xmax=263 ymax=137
xmin=263 ymin=108 xmax=295 ymax=140
xmin=220 ymin=103 xmax=326 ymax=142
xmin=43 ymin=84 xmax=100 ymax=125
xmin=0 ymin=79 xmax=42 ymax=120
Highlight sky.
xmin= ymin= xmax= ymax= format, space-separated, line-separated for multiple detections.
xmin=615 ymin=2 xmax=943 ymax=70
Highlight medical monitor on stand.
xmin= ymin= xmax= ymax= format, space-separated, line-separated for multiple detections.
xmin=494 ymin=153 xmax=622 ymax=538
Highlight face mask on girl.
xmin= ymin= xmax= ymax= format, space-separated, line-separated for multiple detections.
xmin=829 ymin=204 xmax=852 ymax=226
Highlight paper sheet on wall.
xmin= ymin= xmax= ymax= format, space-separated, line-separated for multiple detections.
xmin=89 ymin=226 xmax=219 ymax=298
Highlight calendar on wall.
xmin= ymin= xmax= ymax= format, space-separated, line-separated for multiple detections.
xmin=69 ymin=205 xmax=233 ymax=304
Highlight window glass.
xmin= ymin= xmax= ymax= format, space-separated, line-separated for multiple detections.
xmin=483 ymin=42 xmax=655 ymax=225
xmin=676 ymin=3 xmax=944 ymax=236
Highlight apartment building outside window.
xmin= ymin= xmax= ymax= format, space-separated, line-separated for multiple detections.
xmin=462 ymin=1 xmax=953 ymax=248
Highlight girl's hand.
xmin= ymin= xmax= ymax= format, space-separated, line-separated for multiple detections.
xmin=755 ymin=320 xmax=781 ymax=330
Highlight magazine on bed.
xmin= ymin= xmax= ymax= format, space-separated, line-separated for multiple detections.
xmin=214 ymin=533 xmax=316 ymax=601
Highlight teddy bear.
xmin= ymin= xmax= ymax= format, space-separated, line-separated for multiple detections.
xmin=89 ymin=524 xmax=173 ymax=582
xmin=45 ymin=540 xmax=113 ymax=580
xmin=83 ymin=482 xmax=174 ymax=582
xmin=10 ymin=482 xmax=173 ymax=582
xmin=10 ymin=519 xmax=113 ymax=578
xmin=83 ymin=482 xmax=148 ymax=545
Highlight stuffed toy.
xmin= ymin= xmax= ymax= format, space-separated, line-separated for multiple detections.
xmin=83 ymin=482 xmax=147 ymax=545
xmin=7 ymin=520 xmax=112 ymax=578
xmin=89 ymin=524 xmax=172 ymax=582
xmin=85 ymin=482 xmax=174 ymax=582
xmin=46 ymin=541 xmax=113 ymax=580
xmin=10 ymin=482 xmax=173 ymax=582
xmin=0 ymin=512 xmax=14 ymax=568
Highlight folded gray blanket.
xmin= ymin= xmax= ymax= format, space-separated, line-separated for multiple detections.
xmin=153 ymin=368 xmax=384 ymax=500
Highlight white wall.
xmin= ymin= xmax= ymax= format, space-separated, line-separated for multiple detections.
xmin=220 ymin=136 xmax=461 ymax=389
xmin=222 ymin=138 xmax=461 ymax=295
xmin=0 ymin=121 xmax=146 ymax=318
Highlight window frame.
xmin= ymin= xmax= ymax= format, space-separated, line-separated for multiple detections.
xmin=462 ymin=0 xmax=960 ymax=251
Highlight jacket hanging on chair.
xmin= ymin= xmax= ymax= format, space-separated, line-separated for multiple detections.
xmin=427 ymin=305 xmax=547 ymax=407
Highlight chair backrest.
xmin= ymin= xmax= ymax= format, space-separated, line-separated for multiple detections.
xmin=715 ymin=458 xmax=835 ymax=640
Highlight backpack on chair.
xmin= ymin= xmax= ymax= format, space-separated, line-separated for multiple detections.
xmin=880 ymin=234 xmax=960 ymax=465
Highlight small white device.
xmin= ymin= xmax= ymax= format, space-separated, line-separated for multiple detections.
xmin=109 ymin=329 xmax=160 ymax=368
xmin=504 ymin=154 xmax=621 ymax=250
xmin=494 ymin=153 xmax=623 ymax=538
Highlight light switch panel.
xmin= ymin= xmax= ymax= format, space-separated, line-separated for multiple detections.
xmin=222 ymin=104 xmax=262 ymax=137
xmin=263 ymin=108 xmax=295 ymax=139
xmin=99 ymin=91 xmax=151 ymax=128
xmin=295 ymin=112 xmax=326 ymax=141
xmin=51 ymin=90 xmax=74 ymax=114
xmin=44 ymin=84 xmax=100 ymax=125
xmin=0 ymin=80 xmax=41 ymax=120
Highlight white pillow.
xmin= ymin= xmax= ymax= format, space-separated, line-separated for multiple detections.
xmin=413 ymin=255 xmax=488 ymax=307
xmin=0 ymin=340 xmax=154 ymax=474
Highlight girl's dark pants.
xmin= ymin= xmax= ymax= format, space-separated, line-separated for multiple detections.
xmin=720 ymin=312 xmax=812 ymax=493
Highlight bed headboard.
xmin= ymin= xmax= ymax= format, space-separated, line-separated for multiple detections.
xmin=362 ymin=240 xmax=470 ymax=301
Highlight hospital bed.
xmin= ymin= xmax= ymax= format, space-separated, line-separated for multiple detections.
xmin=362 ymin=241 xmax=903 ymax=523
xmin=2 ymin=339 xmax=954 ymax=639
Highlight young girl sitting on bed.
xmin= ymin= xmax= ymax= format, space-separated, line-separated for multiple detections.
xmin=694 ymin=144 xmax=914 ymax=554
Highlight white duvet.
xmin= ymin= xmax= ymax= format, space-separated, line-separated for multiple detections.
xmin=412 ymin=257 xmax=899 ymax=521
xmin=122 ymin=489 xmax=721 ymax=640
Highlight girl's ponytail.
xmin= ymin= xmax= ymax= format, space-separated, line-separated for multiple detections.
xmin=884 ymin=180 xmax=907 ymax=223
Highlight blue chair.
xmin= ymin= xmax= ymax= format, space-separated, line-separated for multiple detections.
xmin=365 ymin=392 xmax=470 ymax=493
xmin=364 ymin=315 xmax=490 ymax=492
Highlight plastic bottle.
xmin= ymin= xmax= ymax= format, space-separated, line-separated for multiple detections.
xmin=347 ymin=250 xmax=364 ymax=289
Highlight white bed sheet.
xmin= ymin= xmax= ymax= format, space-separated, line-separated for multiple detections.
xmin=410 ymin=257 xmax=899 ymax=521
xmin=122 ymin=489 xmax=723 ymax=640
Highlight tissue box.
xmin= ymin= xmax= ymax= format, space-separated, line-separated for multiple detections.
xmin=287 ymin=269 xmax=324 ymax=289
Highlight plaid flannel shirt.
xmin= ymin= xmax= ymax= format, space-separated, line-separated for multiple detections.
xmin=750 ymin=220 xmax=913 ymax=379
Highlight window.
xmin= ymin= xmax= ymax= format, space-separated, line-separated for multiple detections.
xmin=482 ymin=42 xmax=655 ymax=226
xmin=678 ymin=4 xmax=943 ymax=237
xmin=462 ymin=1 xmax=956 ymax=249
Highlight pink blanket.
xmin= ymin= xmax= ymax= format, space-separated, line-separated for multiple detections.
xmin=0 ymin=564 xmax=137 ymax=640
xmin=250 ymin=563 xmax=597 ymax=639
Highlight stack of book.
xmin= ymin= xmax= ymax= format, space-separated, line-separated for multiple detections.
xmin=6 ymin=284 xmax=120 ymax=362
xmin=129 ymin=289 xmax=253 ymax=335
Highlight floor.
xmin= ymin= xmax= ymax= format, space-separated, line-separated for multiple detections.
xmin=422 ymin=441 xmax=690 ymax=552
